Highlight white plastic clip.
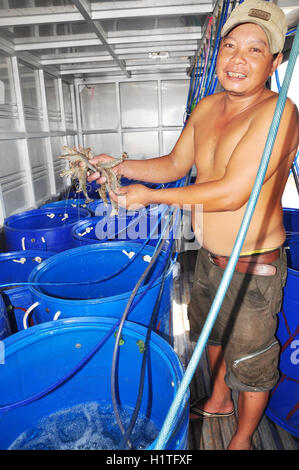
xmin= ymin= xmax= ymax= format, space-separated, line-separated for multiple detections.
xmin=61 ymin=213 xmax=69 ymax=221
xmin=53 ymin=311 xmax=61 ymax=320
xmin=78 ymin=226 xmax=93 ymax=237
xmin=21 ymin=237 xmax=26 ymax=250
xmin=122 ymin=250 xmax=135 ymax=259
xmin=143 ymin=255 xmax=152 ymax=263
xmin=34 ymin=257 xmax=42 ymax=263
xmin=13 ymin=257 xmax=26 ymax=264
xmin=46 ymin=213 xmax=55 ymax=219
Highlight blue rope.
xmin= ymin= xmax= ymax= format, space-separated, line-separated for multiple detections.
xmin=154 ymin=24 xmax=299 ymax=450
xmin=275 ymin=65 xmax=299 ymax=187
xmin=205 ymin=0 xmax=230 ymax=97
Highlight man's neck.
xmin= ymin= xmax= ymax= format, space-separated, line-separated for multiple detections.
xmin=221 ymin=87 xmax=271 ymax=117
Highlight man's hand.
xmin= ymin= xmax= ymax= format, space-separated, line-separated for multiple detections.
xmin=87 ymin=153 xmax=121 ymax=184
xmin=109 ymin=184 xmax=153 ymax=211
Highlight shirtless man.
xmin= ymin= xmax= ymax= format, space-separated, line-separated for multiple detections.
xmin=88 ymin=0 xmax=299 ymax=450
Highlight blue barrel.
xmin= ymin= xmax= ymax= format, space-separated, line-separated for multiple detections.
xmin=28 ymin=243 xmax=174 ymax=343
xmin=0 ymin=250 xmax=56 ymax=332
xmin=86 ymin=200 xmax=106 ymax=216
xmin=283 ymin=207 xmax=299 ymax=270
xmin=4 ymin=207 xmax=90 ymax=252
xmin=0 ymin=294 xmax=11 ymax=340
xmin=73 ymin=205 xmax=171 ymax=248
xmin=0 ymin=317 xmax=189 ymax=450
xmin=266 ymin=266 xmax=299 ymax=437
xmin=71 ymin=217 xmax=113 ymax=246
xmin=41 ymin=199 xmax=90 ymax=211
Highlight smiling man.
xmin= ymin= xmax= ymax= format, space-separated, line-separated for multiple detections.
xmin=88 ymin=0 xmax=299 ymax=450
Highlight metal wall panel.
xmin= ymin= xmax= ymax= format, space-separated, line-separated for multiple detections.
xmin=123 ymin=131 xmax=159 ymax=159
xmin=163 ymin=129 xmax=183 ymax=155
xmin=0 ymin=53 xmax=21 ymax=132
xmin=0 ymin=139 xmax=32 ymax=216
xmin=78 ymin=77 xmax=188 ymax=160
xmin=120 ymin=81 xmax=159 ymax=128
xmin=44 ymin=73 xmax=62 ymax=132
xmin=80 ymin=83 xmax=118 ymax=131
xmin=83 ymin=133 xmax=121 ymax=156
xmin=27 ymin=137 xmax=51 ymax=204
xmin=51 ymin=135 xmax=68 ymax=193
xmin=19 ymin=63 xmax=45 ymax=132
xmin=161 ymin=79 xmax=189 ymax=126
xmin=62 ymin=82 xmax=74 ymax=130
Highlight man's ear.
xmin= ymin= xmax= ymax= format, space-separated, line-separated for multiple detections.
xmin=269 ymin=52 xmax=283 ymax=77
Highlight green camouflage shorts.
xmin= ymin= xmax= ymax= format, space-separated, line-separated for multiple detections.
xmin=187 ymin=246 xmax=287 ymax=392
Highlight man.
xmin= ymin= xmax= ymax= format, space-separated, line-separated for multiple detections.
xmin=88 ymin=0 xmax=299 ymax=450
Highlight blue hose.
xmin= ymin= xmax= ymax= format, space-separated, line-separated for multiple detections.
xmin=154 ymin=25 xmax=299 ymax=450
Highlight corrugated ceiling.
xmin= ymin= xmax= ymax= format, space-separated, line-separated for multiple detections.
xmin=0 ymin=0 xmax=298 ymax=80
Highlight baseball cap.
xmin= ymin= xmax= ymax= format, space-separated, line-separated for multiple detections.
xmin=221 ymin=0 xmax=287 ymax=54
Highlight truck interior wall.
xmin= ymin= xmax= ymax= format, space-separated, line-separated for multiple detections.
xmin=0 ymin=50 xmax=189 ymax=246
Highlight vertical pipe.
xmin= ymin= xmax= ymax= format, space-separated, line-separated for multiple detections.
xmin=11 ymin=56 xmax=36 ymax=208
xmin=39 ymin=69 xmax=57 ymax=197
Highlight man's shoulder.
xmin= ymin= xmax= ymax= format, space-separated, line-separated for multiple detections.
xmin=251 ymin=92 xmax=298 ymax=127
xmin=189 ymin=92 xmax=224 ymax=119
xmin=197 ymin=92 xmax=224 ymax=108
xmin=259 ymin=91 xmax=297 ymax=110
xmin=249 ymin=92 xmax=299 ymax=154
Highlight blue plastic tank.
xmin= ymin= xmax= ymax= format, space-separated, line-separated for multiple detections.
xmin=0 ymin=317 xmax=189 ymax=450
xmin=0 ymin=250 xmax=56 ymax=332
xmin=4 ymin=207 xmax=90 ymax=252
xmin=28 ymin=242 xmax=174 ymax=343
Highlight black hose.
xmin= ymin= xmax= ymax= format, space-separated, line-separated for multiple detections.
xmin=110 ymin=209 xmax=178 ymax=449
xmin=110 ymin=235 xmax=169 ymax=448
xmin=119 ymin=245 xmax=173 ymax=449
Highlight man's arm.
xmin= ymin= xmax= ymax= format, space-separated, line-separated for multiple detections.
xmin=116 ymin=98 xmax=298 ymax=211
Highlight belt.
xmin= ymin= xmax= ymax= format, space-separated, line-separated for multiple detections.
xmin=208 ymin=248 xmax=280 ymax=276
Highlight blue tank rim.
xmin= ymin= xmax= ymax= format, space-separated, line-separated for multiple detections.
xmin=286 ymin=265 xmax=299 ymax=277
xmin=0 ymin=250 xmax=57 ymax=260
xmin=283 ymin=207 xmax=299 ymax=233
xmin=1 ymin=316 xmax=185 ymax=376
xmin=71 ymin=214 xmax=163 ymax=240
xmin=71 ymin=217 xmax=109 ymax=242
xmin=72 ymin=205 xmax=170 ymax=241
xmin=41 ymin=199 xmax=89 ymax=208
xmin=283 ymin=207 xmax=299 ymax=213
xmin=4 ymin=207 xmax=90 ymax=233
xmin=27 ymin=242 xmax=174 ymax=304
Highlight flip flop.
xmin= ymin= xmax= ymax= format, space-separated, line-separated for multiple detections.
xmin=190 ymin=399 xmax=235 ymax=419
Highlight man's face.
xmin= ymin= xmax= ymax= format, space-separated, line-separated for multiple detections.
xmin=216 ymin=23 xmax=282 ymax=96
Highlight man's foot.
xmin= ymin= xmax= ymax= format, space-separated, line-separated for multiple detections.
xmin=190 ymin=397 xmax=235 ymax=420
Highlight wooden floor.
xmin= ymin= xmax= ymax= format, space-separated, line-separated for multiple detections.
xmin=172 ymin=250 xmax=299 ymax=451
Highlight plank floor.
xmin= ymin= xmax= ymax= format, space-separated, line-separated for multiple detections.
xmin=172 ymin=250 xmax=299 ymax=451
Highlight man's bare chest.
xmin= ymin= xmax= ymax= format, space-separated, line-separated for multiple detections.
xmin=193 ymin=114 xmax=250 ymax=180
